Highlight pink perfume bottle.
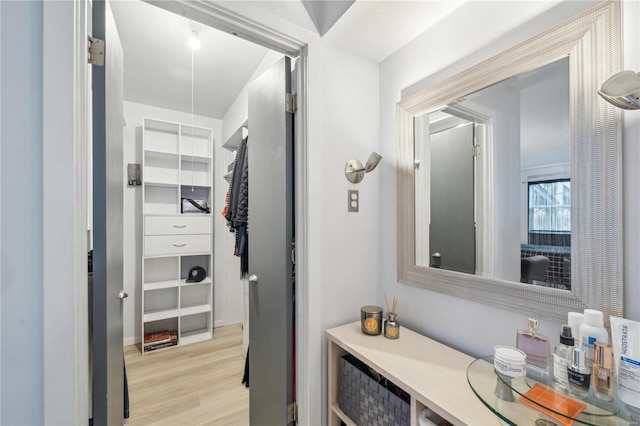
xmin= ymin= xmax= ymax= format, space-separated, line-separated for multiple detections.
xmin=516 ymin=318 xmax=550 ymax=370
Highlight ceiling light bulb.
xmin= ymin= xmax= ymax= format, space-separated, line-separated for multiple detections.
xmin=188 ymin=31 xmax=201 ymax=50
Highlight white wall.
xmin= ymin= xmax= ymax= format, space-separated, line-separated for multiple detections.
xmin=121 ymin=101 xmax=243 ymax=344
xmin=0 ymin=1 xmax=44 ymax=423
xmin=379 ymin=0 xmax=640 ymax=368
xmin=316 ymin=42 xmax=380 ymax=425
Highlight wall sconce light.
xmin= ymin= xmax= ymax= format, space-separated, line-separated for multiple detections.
xmin=345 ymin=152 xmax=383 ymax=183
xmin=598 ymin=70 xmax=640 ymax=110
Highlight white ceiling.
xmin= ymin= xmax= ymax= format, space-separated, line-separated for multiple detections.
xmin=111 ymin=0 xmax=464 ymax=119
xmin=323 ymin=0 xmax=464 ymax=63
xmin=111 ymin=0 xmax=270 ymax=119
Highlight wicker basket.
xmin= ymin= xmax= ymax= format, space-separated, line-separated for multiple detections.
xmin=339 ymin=354 xmax=410 ymax=426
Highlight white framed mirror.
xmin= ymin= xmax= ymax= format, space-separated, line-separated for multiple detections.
xmin=397 ymin=0 xmax=623 ymax=324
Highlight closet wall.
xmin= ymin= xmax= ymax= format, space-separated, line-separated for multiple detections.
xmin=122 ymin=101 xmax=243 ymax=345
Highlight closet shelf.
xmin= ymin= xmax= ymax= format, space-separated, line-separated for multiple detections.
xmin=179 ymin=329 xmax=212 ymax=346
xmin=180 ymin=304 xmax=212 ymax=316
xmin=180 ymin=277 xmax=212 ymax=287
xmin=222 ymin=123 xmax=248 ymax=150
xmin=144 ymin=280 xmax=180 ymax=291
xmin=144 ymin=180 xmax=179 ymax=188
xmin=142 ymin=117 xmax=214 ymax=354
xmin=144 ymin=308 xmax=179 ymax=322
xmin=144 ymin=149 xmax=179 ymax=158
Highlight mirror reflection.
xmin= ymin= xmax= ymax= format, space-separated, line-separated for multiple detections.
xmin=414 ymin=57 xmax=571 ymax=290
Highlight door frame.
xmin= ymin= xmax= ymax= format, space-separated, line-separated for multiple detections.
xmin=42 ymin=1 xmax=310 ymax=424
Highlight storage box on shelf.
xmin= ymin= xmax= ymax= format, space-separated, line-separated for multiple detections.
xmin=142 ymin=118 xmax=214 ymax=353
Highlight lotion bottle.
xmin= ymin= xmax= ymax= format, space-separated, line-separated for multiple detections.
xmin=552 ymin=324 xmax=574 ymax=392
xmin=579 ymin=309 xmax=609 ymax=367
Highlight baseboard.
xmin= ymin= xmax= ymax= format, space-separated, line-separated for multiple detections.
xmin=124 ymin=336 xmax=139 ymax=347
xmin=214 ymin=320 xmax=225 ymax=328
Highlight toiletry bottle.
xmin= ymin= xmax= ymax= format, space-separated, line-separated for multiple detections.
xmin=568 ymin=311 xmax=584 ymax=342
xmin=579 ymin=309 xmax=609 ymax=366
xmin=516 ymin=318 xmax=550 ymax=370
xmin=593 ymin=342 xmax=614 ymax=401
xmin=553 ymin=325 xmax=574 ymax=392
xmin=568 ymin=347 xmax=591 ymax=397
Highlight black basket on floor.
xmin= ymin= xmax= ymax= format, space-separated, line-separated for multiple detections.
xmin=338 ymin=354 xmax=410 ymax=426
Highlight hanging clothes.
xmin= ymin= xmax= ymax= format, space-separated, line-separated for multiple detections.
xmin=222 ymin=136 xmax=249 ymax=277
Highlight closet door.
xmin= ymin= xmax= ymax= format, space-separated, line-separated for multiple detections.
xmin=91 ymin=0 xmax=126 ymax=424
xmin=248 ymin=57 xmax=295 ymax=425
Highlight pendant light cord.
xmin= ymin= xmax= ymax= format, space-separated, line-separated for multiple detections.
xmin=190 ymin=46 xmax=195 ymax=192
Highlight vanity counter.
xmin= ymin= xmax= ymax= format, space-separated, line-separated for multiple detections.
xmin=326 ymin=321 xmax=501 ymax=425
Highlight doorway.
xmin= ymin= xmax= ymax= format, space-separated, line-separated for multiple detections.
xmin=93 ymin=1 xmax=303 ymax=424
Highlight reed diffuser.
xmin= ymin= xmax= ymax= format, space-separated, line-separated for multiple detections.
xmin=384 ymin=295 xmax=400 ymax=339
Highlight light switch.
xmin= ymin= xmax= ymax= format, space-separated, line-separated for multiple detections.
xmin=348 ymin=190 xmax=359 ymax=212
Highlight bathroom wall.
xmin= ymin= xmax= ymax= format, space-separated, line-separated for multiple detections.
xmin=379 ymin=0 xmax=640 ymax=366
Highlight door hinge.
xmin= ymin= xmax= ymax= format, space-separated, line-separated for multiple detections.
xmin=473 ymin=144 xmax=482 ymax=157
xmin=286 ymin=93 xmax=297 ymax=114
xmin=88 ymin=36 xmax=105 ymax=66
xmin=287 ymin=402 xmax=298 ymax=423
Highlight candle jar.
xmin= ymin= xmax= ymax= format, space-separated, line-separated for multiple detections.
xmin=384 ymin=313 xmax=400 ymax=339
xmin=360 ymin=306 xmax=383 ymax=335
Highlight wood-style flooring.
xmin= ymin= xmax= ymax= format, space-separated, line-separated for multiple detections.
xmin=124 ymin=324 xmax=249 ymax=425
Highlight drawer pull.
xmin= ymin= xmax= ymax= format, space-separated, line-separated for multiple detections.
xmin=172 ymin=243 xmax=187 ymax=247
xmin=172 ymin=224 xmax=187 ymax=228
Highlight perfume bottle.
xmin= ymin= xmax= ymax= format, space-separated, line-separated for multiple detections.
xmin=593 ymin=342 xmax=614 ymax=401
xmin=553 ymin=325 xmax=574 ymax=392
xmin=568 ymin=348 xmax=591 ymax=397
xmin=517 ymin=318 xmax=550 ymax=371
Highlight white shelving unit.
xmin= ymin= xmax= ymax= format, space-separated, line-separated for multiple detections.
xmin=142 ymin=118 xmax=214 ymax=354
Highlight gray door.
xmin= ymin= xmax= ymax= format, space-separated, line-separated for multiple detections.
xmin=248 ymin=57 xmax=295 ymax=425
xmin=430 ymin=123 xmax=476 ymax=274
xmin=92 ymin=0 xmax=126 ymax=424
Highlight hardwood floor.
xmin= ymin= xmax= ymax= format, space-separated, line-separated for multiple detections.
xmin=124 ymin=324 xmax=249 ymax=425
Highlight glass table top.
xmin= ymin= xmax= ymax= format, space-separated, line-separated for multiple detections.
xmin=466 ymin=356 xmax=640 ymax=426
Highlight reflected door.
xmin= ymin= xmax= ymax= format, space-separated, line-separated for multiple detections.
xmin=429 ymin=123 xmax=476 ymax=274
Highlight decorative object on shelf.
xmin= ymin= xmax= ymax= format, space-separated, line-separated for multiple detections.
xmin=384 ymin=295 xmax=400 ymax=339
xmin=598 ymin=70 xmax=640 ymax=110
xmin=181 ymin=197 xmax=210 ymax=213
xmin=345 ymin=151 xmax=382 ymax=184
xmin=360 ymin=305 xmax=383 ymax=336
xmin=186 ymin=266 xmax=206 ymax=283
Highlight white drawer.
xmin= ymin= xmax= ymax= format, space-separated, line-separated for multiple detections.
xmin=144 ymin=234 xmax=211 ymax=256
xmin=145 ymin=215 xmax=211 ymax=236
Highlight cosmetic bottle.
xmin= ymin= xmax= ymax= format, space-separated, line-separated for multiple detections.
xmin=593 ymin=342 xmax=614 ymax=401
xmin=567 ymin=311 xmax=584 ymax=341
xmin=553 ymin=325 xmax=574 ymax=392
xmin=516 ymin=318 xmax=550 ymax=380
xmin=579 ymin=309 xmax=609 ymax=366
xmin=568 ymin=348 xmax=591 ymax=397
